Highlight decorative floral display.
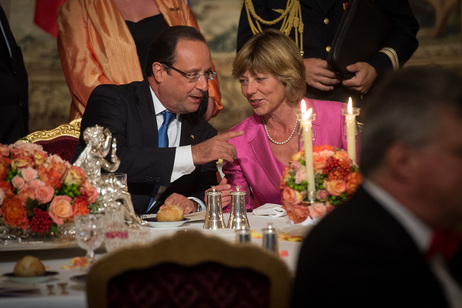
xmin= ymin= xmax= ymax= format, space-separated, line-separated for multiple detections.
xmin=280 ymin=145 xmax=361 ymax=223
xmin=0 ymin=141 xmax=99 ymax=236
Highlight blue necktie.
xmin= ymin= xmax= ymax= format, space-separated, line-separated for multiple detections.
xmin=147 ymin=110 xmax=176 ymax=213
xmin=158 ymin=110 xmax=175 ymax=148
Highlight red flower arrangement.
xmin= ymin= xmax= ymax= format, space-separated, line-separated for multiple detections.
xmin=280 ymin=145 xmax=361 ymax=223
xmin=0 ymin=141 xmax=99 ymax=236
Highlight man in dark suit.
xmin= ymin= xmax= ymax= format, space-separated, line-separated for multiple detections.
xmin=74 ymin=26 xmax=242 ymax=215
xmin=292 ymin=66 xmax=462 ymax=307
xmin=237 ymin=0 xmax=419 ymax=105
xmin=0 ymin=4 xmax=29 ymax=144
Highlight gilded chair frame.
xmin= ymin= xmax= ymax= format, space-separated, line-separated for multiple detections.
xmin=23 ymin=118 xmax=81 ymax=142
xmin=86 ymin=230 xmax=292 ymax=308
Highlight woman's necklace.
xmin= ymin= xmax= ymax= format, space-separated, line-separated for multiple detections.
xmin=261 ymin=116 xmax=298 ymax=145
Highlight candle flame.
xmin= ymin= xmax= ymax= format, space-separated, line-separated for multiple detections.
xmin=347 ymin=97 xmax=353 ymax=114
xmin=300 ymin=99 xmax=307 ymax=113
xmin=303 ymin=108 xmax=313 ymax=121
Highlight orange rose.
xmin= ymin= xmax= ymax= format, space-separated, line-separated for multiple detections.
xmin=79 ymin=180 xmax=98 ymax=204
xmin=33 ymin=150 xmax=48 ymax=166
xmin=0 ymin=180 xmax=14 ymax=199
xmin=72 ymin=197 xmax=90 ymax=216
xmin=0 ymin=157 xmax=11 ymax=179
xmin=49 ymin=195 xmax=73 ymax=225
xmin=11 ymin=155 xmax=34 ymax=170
xmin=282 ymin=186 xmax=304 ymax=205
xmin=2 ymin=197 xmax=28 ymax=229
xmin=63 ymin=165 xmax=86 ymax=186
xmin=35 ymin=185 xmax=55 ymax=204
xmin=346 ymin=171 xmax=362 ymax=195
xmin=313 ymin=154 xmax=328 ymax=172
xmin=324 ymin=178 xmax=347 ymax=196
xmin=313 ymin=145 xmax=335 ymax=153
xmin=334 ymin=150 xmax=351 ymax=162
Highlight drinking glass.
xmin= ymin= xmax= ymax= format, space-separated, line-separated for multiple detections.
xmin=104 ymin=206 xmax=129 ymax=253
xmin=74 ymin=214 xmax=106 ymax=265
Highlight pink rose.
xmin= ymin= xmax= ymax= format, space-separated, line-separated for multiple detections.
xmin=17 ymin=184 xmax=36 ymax=205
xmin=318 ymin=149 xmax=335 ymax=158
xmin=325 ymin=203 xmax=335 ymax=213
xmin=309 ymin=203 xmax=327 ymax=219
xmin=324 ymin=179 xmax=347 ymax=196
xmin=12 ymin=141 xmax=43 ymax=153
xmin=282 ymin=187 xmax=303 ymax=205
xmin=35 ymin=185 xmax=55 ymax=204
xmin=316 ymin=189 xmax=329 ymax=202
xmin=21 ymin=167 xmax=38 ymax=182
xmin=295 ymin=167 xmax=307 ymax=184
xmin=79 ymin=180 xmax=98 ymax=204
xmin=11 ymin=175 xmax=25 ymax=190
xmin=49 ymin=195 xmax=73 ymax=225
xmin=291 ymin=161 xmax=302 ymax=172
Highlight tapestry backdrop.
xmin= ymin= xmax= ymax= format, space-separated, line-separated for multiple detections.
xmin=4 ymin=0 xmax=462 ymax=135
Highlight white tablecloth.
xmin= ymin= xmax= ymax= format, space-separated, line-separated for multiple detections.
xmin=0 ymin=213 xmax=311 ymax=308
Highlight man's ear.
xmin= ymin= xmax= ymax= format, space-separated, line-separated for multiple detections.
xmin=152 ymin=62 xmax=166 ymax=83
xmin=385 ymin=142 xmax=419 ymax=182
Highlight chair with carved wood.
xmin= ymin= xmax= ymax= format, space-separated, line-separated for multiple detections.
xmin=86 ymin=230 xmax=292 ymax=308
xmin=23 ymin=119 xmax=81 ymax=162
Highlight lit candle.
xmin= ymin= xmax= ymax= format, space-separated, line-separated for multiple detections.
xmin=300 ymin=99 xmax=316 ymax=200
xmin=342 ymin=97 xmax=360 ymax=163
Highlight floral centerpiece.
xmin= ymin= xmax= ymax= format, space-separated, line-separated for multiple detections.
xmin=280 ymin=145 xmax=361 ymax=223
xmin=0 ymin=141 xmax=99 ymax=236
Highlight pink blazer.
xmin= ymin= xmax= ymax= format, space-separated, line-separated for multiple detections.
xmin=223 ymin=99 xmax=359 ymax=211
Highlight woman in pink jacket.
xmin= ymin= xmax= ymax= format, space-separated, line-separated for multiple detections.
xmin=222 ymin=29 xmax=359 ymax=211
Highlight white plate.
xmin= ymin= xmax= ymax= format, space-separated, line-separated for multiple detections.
xmin=3 ymin=271 xmax=58 ymax=284
xmin=145 ymin=218 xmax=190 ymax=228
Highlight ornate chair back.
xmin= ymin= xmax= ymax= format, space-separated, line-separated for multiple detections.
xmin=86 ymin=230 xmax=292 ymax=308
xmin=23 ymin=119 xmax=81 ymax=162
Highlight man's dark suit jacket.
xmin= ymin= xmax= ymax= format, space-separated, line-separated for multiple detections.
xmin=292 ymin=186 xmax=462 ymax=307
xmin=0 ymin=5 xmax=28 ymax=144
xmin=73 ymin=80 xmax=219 ymax=214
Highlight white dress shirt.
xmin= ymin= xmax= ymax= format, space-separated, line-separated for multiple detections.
xmin=147 ymin=87 xmax=206 ymax=212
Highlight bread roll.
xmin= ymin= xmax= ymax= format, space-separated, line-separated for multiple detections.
xmin=157 ymin=204 xmax=184 ymax=222
xmin=14 ymin=256 xmax=46 ymax=277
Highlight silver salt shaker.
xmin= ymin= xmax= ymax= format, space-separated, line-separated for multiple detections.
xmin=235 ymin=228 xmax=251 ymax=244
xmin=203 ymin=186 xmax=225 ymax=229
xmin=262 ymin=223 xmax=279 ymax=255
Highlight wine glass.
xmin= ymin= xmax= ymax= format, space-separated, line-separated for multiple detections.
xmin=74 ymin=214 xmax=106 ymax=265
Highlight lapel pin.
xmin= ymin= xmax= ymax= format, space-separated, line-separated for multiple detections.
xmin=191 ymin=135 xmax=195 ymax=139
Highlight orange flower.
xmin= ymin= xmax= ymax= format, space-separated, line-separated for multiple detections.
xmin=63 ymin=165 xmax=86 ymax=186
xmin=346 ymin=171 xmax=362 ymax=195
xmin=33 ymin=150 xmax=48 ymax=166
xmin=282 ymin=186 xmax=304 ymax=205
xmin=313 ymin=154 xmax=328 ymax=172
xmin=2 ymin=197 xmax=28 ymax=229
xmin=72 ymin=197 xmax=90 ymax=216
xmin=49 ymin=195 xmax=73 ymax=225
xmin=11 ymin=155 xmax=35 ymax=170
xmin=17 ymin=184 xmax=36 ymax=205
xmin=334 ymin=150 xmax=350 ymax=162
xmin=324 ymin=178 xmax=347 ymax=196
xmin=0 ymin=180 xmax=14 ymax=199
xmin=313 ymin=145 xmax=335 ymax=152
xmin=79 ymin=180 xmax=98 ymax=204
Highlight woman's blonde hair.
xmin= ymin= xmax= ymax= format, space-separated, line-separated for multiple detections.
xmin=232 ymin=29 xmax=306 ymax=105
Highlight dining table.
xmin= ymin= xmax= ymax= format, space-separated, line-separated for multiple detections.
xmin=0 ymin=211 xmax=313 ymax=308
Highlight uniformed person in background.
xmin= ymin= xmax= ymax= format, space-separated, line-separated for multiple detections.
xmin=237 ymin=0 xmax=419 ymax=106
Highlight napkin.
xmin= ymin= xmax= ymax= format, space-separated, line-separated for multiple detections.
xmin=253 ymin=203 xmax=287 ymax=218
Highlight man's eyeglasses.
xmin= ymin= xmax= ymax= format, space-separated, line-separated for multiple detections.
xmin=164 ymin=64 xmax=216 ymax=82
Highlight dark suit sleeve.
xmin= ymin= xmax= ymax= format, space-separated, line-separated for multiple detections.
xmin=368 ymin=0 xmax=420 ymax=78
xmin=77 ymin=83 xmax=175 ymax=185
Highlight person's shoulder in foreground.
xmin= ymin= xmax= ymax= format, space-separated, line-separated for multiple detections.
xmin=292 ymin=65 xmax=462 ymax=307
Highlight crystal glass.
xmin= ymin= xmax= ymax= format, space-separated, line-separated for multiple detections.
xmin=74 ymin=214 xmax=106 ymax=264
xmin=104 ymin=206 xmax=129 ymax=253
